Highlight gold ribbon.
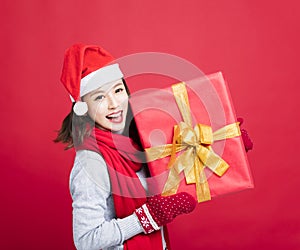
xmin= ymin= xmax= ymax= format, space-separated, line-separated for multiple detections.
xmin=145 ymin=82 xmax=241 ymax=202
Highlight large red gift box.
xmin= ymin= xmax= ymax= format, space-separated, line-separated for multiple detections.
xmin=129 ymin=72 xmax=253 ymax=202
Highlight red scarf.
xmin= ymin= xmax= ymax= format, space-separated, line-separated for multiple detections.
xmin=78 ymin=127 xmax=164 ymax=250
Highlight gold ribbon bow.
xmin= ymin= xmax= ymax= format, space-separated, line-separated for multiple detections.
xmin=145 ymin=82 xmax=241 ymax=202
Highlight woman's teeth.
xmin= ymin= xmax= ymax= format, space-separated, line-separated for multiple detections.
xmin=106 ymin=111 xmax=123 ymax=123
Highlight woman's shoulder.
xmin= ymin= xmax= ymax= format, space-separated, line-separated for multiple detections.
xmin=70 ymin=150 xmax=111 ymax=192
xmin=74 ymin=149 xmax=106 ymax=165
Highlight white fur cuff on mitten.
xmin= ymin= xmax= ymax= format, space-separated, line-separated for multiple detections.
xmin=134 ymin=204 xmax=160 ymax=234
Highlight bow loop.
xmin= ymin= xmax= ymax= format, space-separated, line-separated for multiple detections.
xmin=195 ymin=124 xmax=213 ymax=145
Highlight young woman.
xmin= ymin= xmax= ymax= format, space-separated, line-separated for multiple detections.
xmin=55 ymin=44 xmax=197 ymax=250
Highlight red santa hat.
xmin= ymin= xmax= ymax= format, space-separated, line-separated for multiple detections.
xmin=60 ymin=44 xmax=124 ymax=115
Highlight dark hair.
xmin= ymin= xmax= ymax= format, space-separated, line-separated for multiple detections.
xmin=54 ymin=79 xmax=132 ymax=150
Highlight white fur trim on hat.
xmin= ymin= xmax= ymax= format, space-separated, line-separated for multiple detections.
xmin=80 ymin=63 xmax=124 ymax=97
xmin=73 ymin=101 xmax=88 ymax=116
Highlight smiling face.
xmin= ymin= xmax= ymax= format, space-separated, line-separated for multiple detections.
xmin=82 ymin=79 xmax=129 ymax=134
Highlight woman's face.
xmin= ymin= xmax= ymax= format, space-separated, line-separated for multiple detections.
xmin=83 ymin=79 xmax=129 ymax=134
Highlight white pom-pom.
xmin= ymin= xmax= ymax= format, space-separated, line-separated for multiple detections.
xmin=73 ymin=101 xmax=88 ymax=116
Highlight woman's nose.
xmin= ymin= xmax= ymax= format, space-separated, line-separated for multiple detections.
xmin=107 ymin=94 xmax=118 ymax=109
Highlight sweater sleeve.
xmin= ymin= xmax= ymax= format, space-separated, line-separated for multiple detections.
xmin=70 ymin=150 xmax=143 ymax=250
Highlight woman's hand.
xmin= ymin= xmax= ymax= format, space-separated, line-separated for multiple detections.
xmin=238 ymin=117 xmax=253 ymax=152
xmin=135 ymin=192 xmax=196 ymax=234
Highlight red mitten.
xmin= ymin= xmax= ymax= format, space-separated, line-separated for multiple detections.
xmin=135 ymin=192 xmax=196 ymax=234
xmin=237 ymin=117 xmax=253 ymax=152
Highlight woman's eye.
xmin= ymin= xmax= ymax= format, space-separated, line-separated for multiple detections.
xmin=95 ymin=95 xmax=105 ymax=101
xmin=115 ymin=87 xmax=124 ymax=93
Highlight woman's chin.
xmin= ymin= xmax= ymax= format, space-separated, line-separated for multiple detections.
xmin=110 ymin=123 xmax=126 ymax=134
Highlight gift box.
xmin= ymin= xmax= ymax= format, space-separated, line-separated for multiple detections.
xmin=129 ymin=72 xmax=253 ymax=203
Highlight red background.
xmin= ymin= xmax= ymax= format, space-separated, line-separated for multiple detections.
xmin=1 ymin=1 xmax=299 ymax=249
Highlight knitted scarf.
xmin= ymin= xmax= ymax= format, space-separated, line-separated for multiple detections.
xmin=78 ymin=127 xmax=164 ymax=250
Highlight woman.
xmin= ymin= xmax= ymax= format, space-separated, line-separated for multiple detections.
xmin=55 ymin=44 xmax=197 ymax=250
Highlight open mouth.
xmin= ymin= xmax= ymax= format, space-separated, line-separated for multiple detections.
xmin=106 ymin=110 xmax=123 ymax=123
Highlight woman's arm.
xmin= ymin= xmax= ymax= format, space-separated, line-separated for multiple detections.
xmin=70 ymin=150 xmax=143 ymax=250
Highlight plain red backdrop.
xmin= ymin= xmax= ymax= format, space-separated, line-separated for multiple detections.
xmin=1 ymin=0 xmax=299 ymax=249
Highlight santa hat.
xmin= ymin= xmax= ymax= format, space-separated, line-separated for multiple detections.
xmin=60 ymin=44 xmax=124 ymax=116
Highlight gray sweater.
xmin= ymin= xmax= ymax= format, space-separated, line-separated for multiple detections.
xmin=69 ymin=150 xmax=166 ymax=250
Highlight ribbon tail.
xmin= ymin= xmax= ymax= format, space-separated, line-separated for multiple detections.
xmin=194 ymin=158 xmax=211 ymax=202
xmin=162 ymin=166 xmax=181 ymax=196
xmin=167 ymin=125 xmax=180 ymax=169
xmin=197 ymin=146 xmax=229 ymax=176
xmin=162 ymin=149 xmax=192 ymax=196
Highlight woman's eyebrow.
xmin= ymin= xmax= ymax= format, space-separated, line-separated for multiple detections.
xmin=112 ymin=82 xmax=123 ymax=88
xmin=90 ymin=82 xmax=123 ymax=97
xmin=90 ymin=90 xmax=105 ymax=97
